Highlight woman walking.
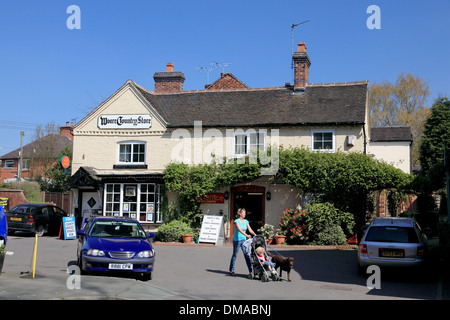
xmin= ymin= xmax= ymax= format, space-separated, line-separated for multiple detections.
xmin=229 ymin=208 xmax=256 ymax=278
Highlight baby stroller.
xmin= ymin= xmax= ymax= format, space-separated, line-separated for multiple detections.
xmin=246 ymin=235 xmax=280 ymax=282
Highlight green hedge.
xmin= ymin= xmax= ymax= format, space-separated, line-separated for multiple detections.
xmin=156 ymin=220 xmax=194 ymax=242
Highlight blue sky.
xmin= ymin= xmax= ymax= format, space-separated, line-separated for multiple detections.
xmin=0 ymin=0 xmax=449 ymax=155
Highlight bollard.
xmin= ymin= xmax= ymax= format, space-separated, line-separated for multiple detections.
xmin=32 ymin=234 xmax=38 ymax=279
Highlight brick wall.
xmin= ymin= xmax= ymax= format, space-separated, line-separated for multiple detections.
xmin=206 ymin=73 xmax=249 ymax=90
xmin=0 ymin=189 xmax=30 ymax=211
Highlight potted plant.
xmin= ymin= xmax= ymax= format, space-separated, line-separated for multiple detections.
xmin=257 ymin=224 xmax=275 ymax=244
xmin=182 ymin=233 xmax=193 ymax=243
xmin=274 ymin=229 xmax=286 ymax=245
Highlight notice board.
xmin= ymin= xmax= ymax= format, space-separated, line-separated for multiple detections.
xmin=198 ymin=215 xmax=225 ymax=245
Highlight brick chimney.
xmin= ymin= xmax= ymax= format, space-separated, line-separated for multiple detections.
xmin=153 ymin=63 xmax=185 ymax=93
xmin=293 ymin=42 xmax=311 ymax=90
xmin=59 ymin=121 xmax=74 ymax=140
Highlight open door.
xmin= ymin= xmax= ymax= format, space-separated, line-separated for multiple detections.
xmin=230 ymin=185 xmax=265 ymax=239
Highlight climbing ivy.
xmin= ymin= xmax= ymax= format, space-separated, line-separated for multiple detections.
xmin=163 ymin=158 xmax=261 ymax=222
xmin=163 ymin=147 xmax=412 ymax=231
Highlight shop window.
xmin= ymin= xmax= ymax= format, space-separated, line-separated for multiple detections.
xmin=103 ymin=183 xmax=162 ymax=223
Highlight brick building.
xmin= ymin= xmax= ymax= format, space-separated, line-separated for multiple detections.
xmin=0 ymin=123 xmax=74 ymax=183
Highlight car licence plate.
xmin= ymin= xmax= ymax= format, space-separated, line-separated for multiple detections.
xmin=109 ymin=263 xmax=133 ymax=270
xmin=379 ymin=248 xmax=405 ymax=258
xmin=9 ymin=217 xmax=21 ymax=221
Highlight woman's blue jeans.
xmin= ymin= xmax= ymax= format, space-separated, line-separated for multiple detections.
xmin=229 ymin=240 xmax=252 ymax=273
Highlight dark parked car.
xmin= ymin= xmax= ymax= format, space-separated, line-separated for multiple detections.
xmin=77 ymin=216 xmax=155 ymax=280
xmin=6 ymin=204 xmax=68 ymax=237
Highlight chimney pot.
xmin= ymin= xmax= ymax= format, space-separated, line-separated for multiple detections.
xmin=297 ymin=42 xmax=307 ymax=53
xmin=154 ymin=63 xmax=185 ymax=93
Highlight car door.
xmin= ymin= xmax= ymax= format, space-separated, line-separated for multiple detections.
xmin=46 ymin=206 xmax=62 ymax=233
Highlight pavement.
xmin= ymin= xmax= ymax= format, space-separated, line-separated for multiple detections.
xmin=0 ymin=235 xmax=449 ymax=302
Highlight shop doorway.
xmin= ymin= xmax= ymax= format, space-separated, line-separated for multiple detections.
xmin=230 ymin=186 xmax=265 ymax=239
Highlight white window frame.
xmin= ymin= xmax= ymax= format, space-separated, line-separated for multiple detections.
xmin=232 ymin=130 xmax=266 ymax=157
xmin=4 ymin=160 xmax=14 ymax=169
xmin=103 ymin=183 xmax=163 ymax=224
xmin=311 ymin=129 xmax=336 ymax=153
xmin=22 ymin=159 xmax=30 ymax=170
xmin=117 ymin=141 xmax=146 ymax=164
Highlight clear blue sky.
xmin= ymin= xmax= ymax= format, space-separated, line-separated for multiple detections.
xmin=0 ymin=0 xmax=449 ymax=155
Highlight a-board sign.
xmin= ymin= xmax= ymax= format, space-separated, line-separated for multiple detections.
xmin=198 ymin=215 xmax=225 ymax=245
xmin=62 ymin=216 xmax=77 ymax=239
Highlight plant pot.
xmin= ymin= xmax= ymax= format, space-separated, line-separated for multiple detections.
xmin=0 ymin=252 xmax=5 ymax=276
xmin=182 ymin=234 xmax=193 ymax=243
xmin=267 ymin=238 xmax=273 ymax=245
xmin=274 ymin=235 xmax=286 ymax=245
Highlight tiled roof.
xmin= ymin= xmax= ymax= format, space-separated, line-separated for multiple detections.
xmin=0 ymin=135 xmax=73 ymax=159
xmin=135 ymin=81 xmax=368 ymax=128
xmin=370 ymin=126 xmax=412 ymax=142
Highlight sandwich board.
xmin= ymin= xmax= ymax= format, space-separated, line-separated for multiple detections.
xmin=198 ymin=214 xmax=225 ymax=245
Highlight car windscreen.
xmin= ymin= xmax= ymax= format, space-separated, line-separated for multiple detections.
xmin=364 ymin=226 xmax=420 ymax=243
xmin=88 ymin=220 xmax=147 ymax=238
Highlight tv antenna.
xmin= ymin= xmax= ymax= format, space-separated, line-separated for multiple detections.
xmin=196 ymin=62 xmax=232 ymax=84
xmin=291 ymin=20 xmax=311 ymax=56
xmin=291 ymin=20 xmax=311 ymax=73
xmin=212 ymin=62 xmax=232 ymax=73
xmin=196 ymin=64 xmax=217 ymax=84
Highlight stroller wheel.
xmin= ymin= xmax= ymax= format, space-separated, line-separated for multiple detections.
xmin=260 ymin=273 xmax=269 ymax=282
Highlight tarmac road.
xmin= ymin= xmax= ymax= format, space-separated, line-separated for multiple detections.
xmin=0 ymin=233 xmax=446 ymax=301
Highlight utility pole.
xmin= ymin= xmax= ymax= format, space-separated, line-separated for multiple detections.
xmin=18 ymin=131 xmax=24 ymax=180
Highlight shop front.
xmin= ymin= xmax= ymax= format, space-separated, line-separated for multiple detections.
xmin=68 ymin=167 xmax=164 ymax=231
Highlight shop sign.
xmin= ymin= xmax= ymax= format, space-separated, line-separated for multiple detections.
xmin=198 ymin=215 xmax=225 ymax=245
xmin=98 ymin=114 xmax=152 ymax=129
xmin=0 ymin=198 xmax=9 ymax=211
xmin=62 ymin=216 xmax=77 ymax=240
xmin=196 ymin=193 xmax=225 ymax=204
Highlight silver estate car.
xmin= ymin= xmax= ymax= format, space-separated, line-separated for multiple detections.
xmin=358 ymin=217 xmax=427 ymax=272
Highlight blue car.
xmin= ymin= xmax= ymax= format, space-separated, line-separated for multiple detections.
xmin=77 ymin=216 xmax=155 ymax=280
xmin=0 ymin=205 xmax=7 ymax=246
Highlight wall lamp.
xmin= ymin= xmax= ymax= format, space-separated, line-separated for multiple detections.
xmin=266 ymin=191 xmax=271 ymax=201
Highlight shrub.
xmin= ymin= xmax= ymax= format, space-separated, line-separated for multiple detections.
xmin=279 ymin=204 xmax=309 ymax=244
xmin=279 ymin=202 xmax=355 ymax=245
xmin=257 ymin=224 xmax=275 ymax=239
xmin=312 ymin=223 xmax=347 ymax=245
xmin=156 ymin=220 xmax=193 ymax=242
xmin=5 ymin=181 xmax=41 ymax=203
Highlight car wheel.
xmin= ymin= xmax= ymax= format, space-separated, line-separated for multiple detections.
xmin=358 ymin=264 xmax=366 ymax=276
xmin=76 ymin=256 xmax=87 ymax=275
xmin=140 ymin=272 xmax=152 ymax=281
xmin=35 ymin=225 xmax=45 ymax=237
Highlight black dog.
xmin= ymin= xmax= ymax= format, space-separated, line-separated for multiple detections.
xmin=268 ymin=253 xmax=295 ymax=282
